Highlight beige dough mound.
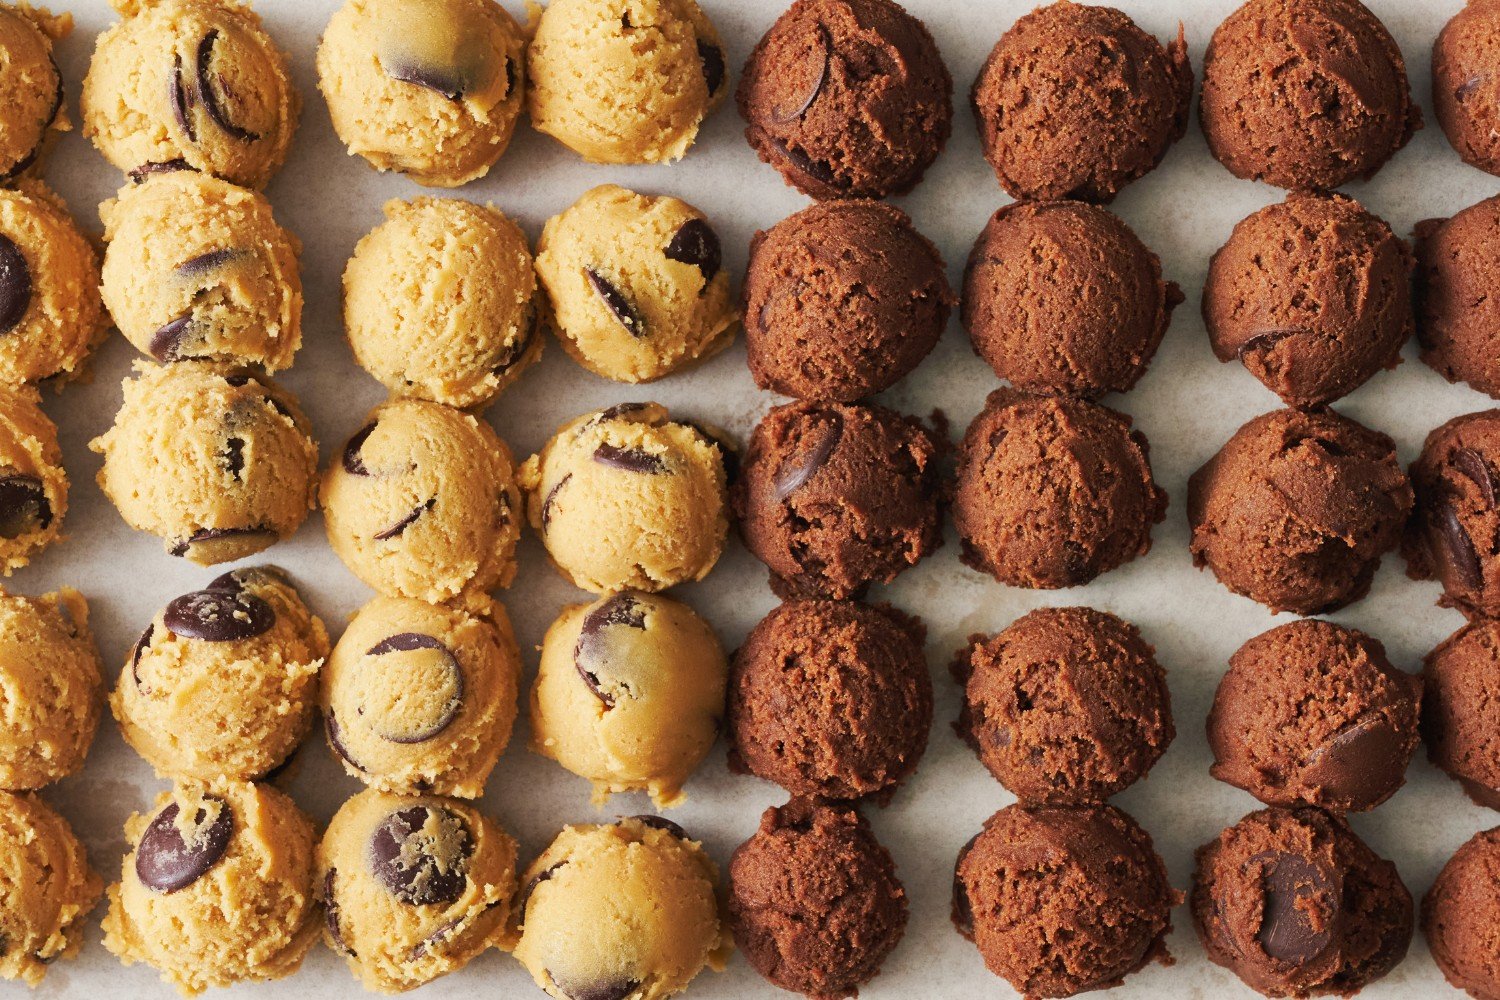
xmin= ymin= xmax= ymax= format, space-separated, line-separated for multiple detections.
xmin=0 ymin=587 xmax=101 ymax=790
xmin=0 ymin=791 xmax=101 ymax=985
xmin=527 ymin=0 xmax=727 ymax=163
xmin=535 ymin=184 xmax=737 ymax=382
xmin=317 ymin=0 xmax=527 ymax=187
xmin=100 ymin=171 xmax=302 ymax=370
xmin=344 ymin=197 xmax=540 ymax=408
xmin=81 ymin=0 xmax=299 ymax=188
xmin=0 ymin=3 xmax=70 ymax=185
xmin=0 ymin=384 xmax=66 ymax=574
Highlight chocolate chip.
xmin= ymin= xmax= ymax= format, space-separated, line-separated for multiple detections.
xmin=771 ymin=138 xmax=841 ymax=187
xmin=220 ymin=436 xmax=245 ymax=480
xmin=409 ymin=913 xmax=465 ymax=960
xmin=774 ymin=411 xmax=843 ymax=501
xmin=1237 ymin=326 xmax=1306 ymax=359
xmin=663 ymin=219 xmax=721 ymax=285
xmin=0 ymin=234 xmax=32 ymax=335
xmin=196 ymin=31 xmax=260 ymax=142
xmin=598 ymin=403 xmax=649 ymax=421
xmin=679 ymin=420 xmax=738 ymax=482
xmin=1440 ymin=503 xmax=1484 ymax=589
xmin=1302 ymin=712 xmax=1407 ymax=806
xmin=130 ymin=624 xmax=155 ymax=689
xmin=492 ymin=304 xmax=537 ymax=374
xmin=552 ymin=979 xmax=641 ymax=1000
xmin=697 ymin=38 xmax=725 ymax=95
xmin=342 ymin=422 xmax=378 ymax=476
xmin=952 ymin=834 xmax=978 ymax=939
xmin=541 ymin=474 xmax=571 ymax=532
xmin=516 ymin=862 xmax=564 ymax=931
xmin=586 ymin=269 xmax=645 ymax=338
xmin=365 ymin=633 xmax=464 ymax=744
xmin=0 ymin=475 xmax=48 ymax=538
xmin=129 ymin=159 xmax=194 ymax=184
xmin=593 ymin=443 xmax=667 ymax=475
xmin=168 ymin=524 xmax=275 ymax=559
xmin=1252 ymin=851 xmax=1335 ymax=964
xmin=176 ymin=247 xmax=244 ymax=278
xmin=574 ymin=592 xmax=647 ymax=708
xmin=169 ymin=53 xmax=197 ymax=144
xmin=325 ymin=710 xmax=368 ymax=773
xmin=629 ymin=815 xmax=686 ymax=839
xmin=0 ymin=62 xmax=60 ymax=183
xmin=385 ymin=60 xmax=465 ymax=101
xmin=374 ymin=497 xmax=436 ymax=540
xmin=323 ymin=868 xmax=353 ymax=956
xmin=368 ymin=805 xmax=473 ymax=906
xmin=163 ymin=586 xmax=275 ymax=642
xmin=504 ymin=56 xmax=516 ymax=97
xmin=1454 ymin=447 xmax=1497 ymax=507
xmin=772 ymin=24 xmax=828 ymax=122
xmin=135 ymin=798 xmax=233 ymax=893
xmin=149 ymin=314 xmax=197 ymax=361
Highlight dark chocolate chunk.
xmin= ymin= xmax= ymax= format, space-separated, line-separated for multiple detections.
xmin=205 ymin=565 xmax=284 ymax=593
xmin=1237 ymin=326 xmax=1306 ymax=359
xmin=221 ymin=436 xmax=245 ymax=479
xmin=541 ymin=473 xmax=571 ymax=532
xmin=553 ymin=979 xmax=641 ymax=1000
xmin=324 ymin=868 xmax=353 ymax=956
xmin=0 ymin=474 xmax=48 ymax=538
xmin=365 ymin=633 xmax=464 ymax=744
xmin=374 ymin=497 xmax=436 ymax=541
xmin=697 ymin=38 xmax=725 ymax=95
xmin=170 ymin=525 xmax=273 ymax=562
xmin=0 ymin=234 xmax=32 ymax=335
xmin=163 ymin=586 xmax=275 ymax=642
xmin=176 ymin=247 xmax=244 ymax=278
xmin=597 ymin=402 xmax=649 ymax=422
xmin=1440 ymin=503 xmax=1484 ymax=589
xmin=1454 ymin=447 xmax=1498 ymax=507
xmin=663 ymin=218 xmax=721 ymax=285
xmin=503 ymin=56 xmax=516 ymax=98
xmin=679 ymin=420 xmax=738 ymax=482
xmin=131 ymin=624 xmax=155 ymax=689
xmin=369 ymin=805 xmax=473 ymax=906
xmin=1253 ymin=852 xmax=1335 ymax=964
xmin=629 ymin=815 xmax=686 ymax=839
xmin=771 ymin=138 xmax=841 ymax=187
xmin=1301 ymin=712 xmax=1407 ymax=806
xmin=149 ymin=314 xmax=197 ymax=361
xmin=325 ymin=709 xmax=368 ymax=773
xmin=772 ymin=24 xmax=828 ymax=123
xmin=492 ymin=304 xmax=537 ymax=374
xmin=593 ymin=443 xmax=667 ymax=475
xmin=129 ymin=159 xmax=194 ymax=184
xmin=574 ymin=592 xmax=647 ymax=708
xmin=342 ymin=422 xmax=378 ymax=476
xmin=384 ymin=59 xmax=464 ymax=101
xmin=516 ymin=862 xmax=564 ymax=930
xmin=952 ymin=834 xmax=978 ymax=939
xmin=169 ymin=53 xmax=198 ymax=144
xmin=196 ymin=31 xmax=260 ymax=142
xmin=586 ymin=269 xmax=645 ymax=337
xmin=134 ymin=798 xmax=233 ymax=893
xmin=773 ymin=411 xmax=843 ymax=501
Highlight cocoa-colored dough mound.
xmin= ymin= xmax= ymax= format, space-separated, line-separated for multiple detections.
xmin=953 ymin=803 xmax=1177 ymax=998
xmin=1208 ymin=620 xmax=1421 ymax=813
xmin=963 ymin=200 xmax=1181 ymax=399
xmin=953 ymin=388 xmax=1166 ymax=589
xmin=1404 ymin=410 xmax=1500 ymax=619
xmin=970 ymin=1 xmax=1192 ymax=203
xmin=953 ymin=607 xmax=1173 ymax=805
xmin=1188 ymin=407 xmax=1412 ymax=614
xmin=734 ymin=400 xmax=942 ymax=600
xmin=1433 ymin=0 xmax=1500 ymax=178
xmin=1204 ymin=192 xmax=1413 ymax=409
xmin=729 ymin=797 xmax=907 ymax=1000
xmin=737 ymin=0 xmax=952 ymax=200
xmin=743 ymin=200 xmax=954 ymax=402
xmin=1200 ymin=0 xmax=1420 ymax=191
xmin=1423 ymin=618 xmax=1500 ymax=811
xmin=1192 ymin=806 xmax=1414 ymax=998
xmin=1416 ymin=195 xmax=1500 ymax=399
xmin=1424 ymin=827 xmax=1500 ymax=1000
xmin=726 ymin=600 xmax=931 ymax=802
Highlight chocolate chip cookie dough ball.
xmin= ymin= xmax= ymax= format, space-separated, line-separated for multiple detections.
xmin=0 ymin=791 xmax=101 ymax=985
xmin=0 ymin=3 xmax=69 ymax=185
xmin=744 ymin=200 xmax=954 ymax=402
xmin=520 ymin=402 xmax=730 ymax=594
xmin=1423 ymin=618 xmax=1500 ymax=810
xmin=103 ymin=780 xmax=321 ymax=994
xmin=1434 ymin=2 xmax=1500 ymax=177
xmin=323 ymin=595 xmax=519 ymax=798
xmin=317 ymin=0 xmax=526 ymax=187
xmin=1192 ymin=806 xmax=1413 ymax=997
xmin=0 ymin=385 xmax=64 ymax=574
xmin=527 ymin=0 xmax=727 ymax=164
xmin=535 ymin=185 xmax=736 ymax=384
xmin=530 ymin=590 xmax=726 ymax=807
xmin=1416 ymin=195 xmax=1500 ymax=398
xmin=972 ymin=2 xmax=1192 ymax=204
xmin=1424 ymin=827 xmax=1500 ymax=1000
xmin=511 ymin=817 xmax=730 ymax=1000
xmin=323 ymin=399 xmax=522 ymax=604
xmin=317 ymin=789 xmax=516 ymax=992
xmin=0 ymin=588 xmax=100 ymax=790
xmin=738 ymin=0 xmax=952 ymax=200
xmin=91 ymin=363 xmax=318 ymax=565
xmin=1406 ymin=411 xmax=1500 ymax=618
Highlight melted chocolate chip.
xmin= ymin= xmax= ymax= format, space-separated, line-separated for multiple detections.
xmin=169 ymin=53 xmax=197 ymax=144
xmin=149 ymin=314 xmax=197 ymax=361
xmin=772 ymin=24 xmax=829 ymax=122
xmin=1237 ymin=326 xmax=1306 ymax=359
xmin=1440 ymin=503 xmax=1484 ymax=589
xmin=365 ymin=633 xmax=464 ymax=744
xmin=196 ymin=31 xmax=260 ymax=142
xmin=369 ymin=806 xmax=473 ymax=906
xmin=374 ymin=498 xmax=436 ymax=540
xmin=129 ymin=159 xmax=194 ymax=184
xmin=541 ymin=474 xmax=571 ymax=532
xmin=774 ymin=412 xmax=843 ymax=501
xmin=629 ymin=815 xmax=686 ymax=839
xmin=135 ymin=798 xmax=233 ymax=893
xmin=574 ymin=593 xmax=648 ymax=708
xmin=586 ymin=269 xmax=645 ymax=337
xmin=516 ymin=862 xmax=564 ymax=930
xmin=1301 ymin=712 xmax=1406 ymax=806
xmin=325 ymin=710 xmax=369 ymax=773
xmin=663 ymin=218 xmax=721 ymax=285
xmin=593 ymin=443 xmax=667 ymax=475
xmin=324 ymin=869 xmax=353 ymax=956
xmin=221 ymin=436 xmax=245 ymax=480
xmin=163 ymin=587 xmax=275 ymax=642
xmin=0 ymin=234 xmax=32 ymax=335
xmin=0 ymin=475 xmax=48 ymax=538
xmin=1454 ymin=447 xmax=1498 ymax=507
xmin=697 ymin=38 xmax=725 ymax=94
xmin=343 ymin=422 xmax=378 ymax=476
xmin=1253 ymin=851 xmax=1335 ymax=964
xmin=168 ymin=525 xmax=274 ymax=558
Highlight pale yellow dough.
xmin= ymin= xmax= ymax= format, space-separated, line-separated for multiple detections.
xmin=0 ymin=791 xmax=101 ymax=985
xmin=0 ymin=3 xmax=71 ymax=185
xmin=0 ymin=384 xmax=66 ymax=574
xmin=0 ymin=587 xmax=101 ymax=791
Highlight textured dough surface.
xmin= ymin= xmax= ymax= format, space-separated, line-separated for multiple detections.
xmin=0 ymin=790 xmax=101 ymax=985
xmin=1404 ymin=409 xmax=1500 ymax=620
xmin=0 ymin=3 xmax=70 ymax=185
xmin=0 ymin=384 xmax=66 ymax=574
xmin=1415 ymin=194 xmax=1500 ymax=399
xmin=1433 ymin=0 xmax=1500 ymax=177
xmin=1423 ymin=826 xmax=1500 ymax=1000
xmin=0 ymin=587 xmax=101 ymax=790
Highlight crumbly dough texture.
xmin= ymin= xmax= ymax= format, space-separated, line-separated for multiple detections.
xmin=1424 ymin=826 xmax=1500 ymax=1000
xmin=0 ymin=384 xmax=65 ymax=574
xmin=1415 ymin=194 xmax=1500 ymax=399
xmin=1433 ymin=0 xmax=1500 ymax=177
xmin=0 ymin=790 xmax=101 ymax=985
xmin=535 ymin=184 xmax=737 ymax=383
xmin=0 ymin=587 xmax=101 ymax=790
xmin=0 ymin=3 xmax=71 ymax=185
xmin=1404 ymin=409 xmax=1500 ymax=619
xmin=1423 ymin=618 xmax=1500 ymax=810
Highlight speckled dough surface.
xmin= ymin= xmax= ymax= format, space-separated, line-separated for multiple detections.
xmin=0 ymin=587 xmax=101 ymax=791
xmin=1405 ymin=410 xmax=1500 ymax=619
xmin=0 ymin=2 xmax=70 ymax=185
xmin=0 ymin=385 xmax=65 ymax=574
xmin=0 ymin=790 xmax=101 ymax=985
xmin=1416 ymin=193 xmax=1500 ymax=399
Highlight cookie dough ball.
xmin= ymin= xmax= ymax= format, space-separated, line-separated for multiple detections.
xmin=103 ymin=781 xmax=320 ymax=994
xmin=0 ymin=385 xmax=64 ymax=574
xmin=1416 ymin=195 xmax=1500 ymax=398
xmin=727 ymin=600 xmax=931 ymax=802
xmin=954 ymin=803 xmax=1176 ymax=998
xmin=738 ymin=0 xmax=951 ymax=200
xmin=323 ymin=399 xmax=522 ymax=603
xmin=1189 ymin=407 xmax=1411 ymax=614
xmin=0 ymin=588 xmax=100 ymax=790
xmin=520 ymin=402 xmax=730 ymax=594
xmin=530 ymin=590 xmax=725 ymax=807
xmin=1434 ymin=2 xmax=1500 ymax=177
xmin=91 ymin=363 xmax=318 ymax=565
xmin=528 ymin=0 xmax=725 ymax=164
xmin=535 ymin=184 xmax=736 ymax=383
xmin=744 ymin=200 xmax=954 ymax=402
xmin=1192 ymin=806 xmax=1413 ymax=997
xmin=972 ymin=2 xmax=1192 ymax=203
xmin=81 ymin=0 xmax=299 ymax=188
xmin=511 ymin=817 xmax=729 ymax=1000
xmin=0 ymin=791 xmax=101 ymax=985
xmin=963 ymin=200 xmax=1179 ymax=399
xmin=1405 ymin=411 xmax=1500 ymax=618
xmin=112 ymin=566 xmax=329 ymax=781
xmin=322 ymin=596 xmax=519 ymax=798
xmin=317 ymin=0 xmax=526 ymax=187
xmin=1209 ymin=620 xmax=1420 ymax=813
xmin=954 ymin=607 xmax=1172 ymax=805
xmin=0 ymin=3 xmax=68 ymax=185
xmin=1424 ymin=827 xmax=1500 ymax=1000
xmin=317 ymin=789 xmax=516 ymax=992
xmin=954 ymin=389 xmax=1165 ymax=589
xmin=1423 ymin=618 xmax=1500 ymax=810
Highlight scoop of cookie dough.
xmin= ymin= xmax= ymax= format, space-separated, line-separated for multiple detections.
xmin=317 ymin=788 xmax=516 ymax=993
xmin=0 ymin=2 xmax=69 ymax=185
xmin=527 ymin=0 xmax=727 ymax=164
xmin=0 ymin=791 xmax=101 ymax=985
xmin=344 ymin=197 xmax=539 ymax=408
xmin=520 ymin=402 xmax=730 ymax=594
xmin=0 ymin=385 xmax=65 ymax=574
xmin=323 ymin=399 xmax=522 ymax=603
xmin=510 ymin=817 xmax=730 ymax=1000
xmin=100 ymin=171 xmax=302 ymax=371
xmin=82 ymin=0 xmax=300 ymax=188
xmin=1424 ymin=826 xmax=1500 ymax=1000
xmin=1423 ymin=617 xmax=1500 ymax=810
xmin=91 ymin=362 xmax=318 ymax=565
xmin=534 ymin=184 xmax=736 ymax=383
xmin=1405 ymin=409 xmax=1500 ymax=618
xmin=1416 ymin=194 xmax=1500 ymax=399
xmin=317 ymin=0 xmax=525 ymax=186
xmin=103 ymin=780 xmax=321 ymax=995
xmin=322 ymin=595 xmax=519 ymax=798
xmin=530 ymin=589 xmax=726 ymax=807
xmin=0 ymin=588 xmax=101 ymax=790
xmin=1434 ymin=1 xmax=1500 ymax=177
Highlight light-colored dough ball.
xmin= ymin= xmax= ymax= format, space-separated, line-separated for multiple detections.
xmin=0 ymin=791 xmax=102 ymax=985
xmin=0 ymin=587 xmax=101 ymax=790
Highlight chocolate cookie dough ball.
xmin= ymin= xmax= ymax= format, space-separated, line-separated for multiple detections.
xmin=738 ymin=0 xmax=951 ymax=200
xmin=530 ymin=590 xmax=726 ymax=807
xmin=744 ymin=200 xmax=954 ymax=402
xmin=519 ymin=402 xmax=730 ymax=594
xmin=972 ymin=2 xmax=1191 ymax=203
xmin=954 ymin=389 xmax=1165 ymax=589
xmin=100 ymin=171 xmax=302 ymax=371
xmin=103 ymin=781 xmax=321 ymax=994
xmin=1434 ymin=1 xmax=1500 ymax=177
xmin=1406 ymin=411 xmax=1500 ymax=618
xmin=534 ymin=184 xmax=736 ymax=383
xmin=91 ymin=363 xmax=318 ymax=565
xmin=963 ymin=200 xmax=1179 ymax=398
xmin=0 ymin=791 xmax=101 ymax=985
xmin=0 ymin=385 xmax=65 ymax=574
xmin=323 ymin=399 xmax=522 ymax=604
xmin=82 ymin=0 xmax=299 ymax=188
xmin=0 ymin=588 xmax=101 ymax=790
xmin=317 ymin=789 xmax=516 ymax=992
xmin=0 ymin=3 xmax=68 ymax=185
xmin=954 ymin=803 xmax=1176 ymax=997
xmin=1188 ymin=408 xmax=1412 ymax=614
xmin=1200 ymin=0 xmax=1420 ymax=191
xmin=344 ymin=198 xmax=539 ymax=408
xmin=727 ymin=600 xmax=931 ymax=802
xmin=1192 ymin=806 xmax=1413 ymax=997
xmin=317 ymin=0 xmax=526 ymax=187
xmin=729 ymin=798 xmax=907 ymax=1000
xmin=1423 ymin=618 xmax=1500 ymax=810
xmin=511 ymin=817 xmax=729 ymax=1000
xmin=1424 ymin=827 xmax=1500 ymax=1000
xmin=1205 ymin=193 xmax=1413 ymax=409
xmin=1416 ymin=195 xmax=1500 ymax=398
xmin=527 ymin=0 xmax=727 ymax=164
